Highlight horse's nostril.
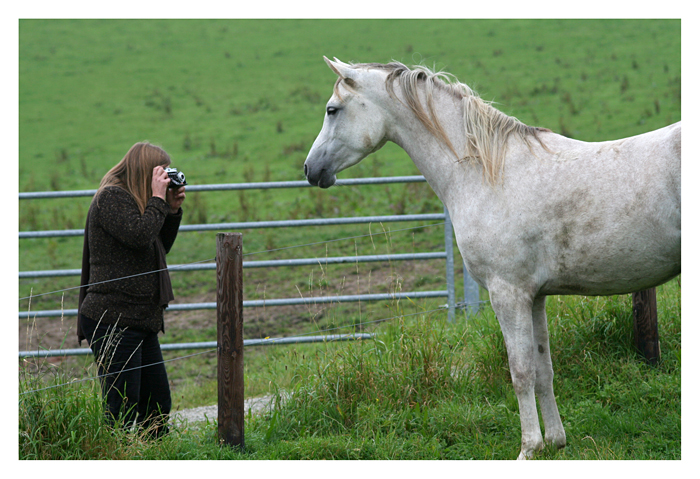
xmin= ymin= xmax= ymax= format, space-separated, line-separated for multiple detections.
xmin=304 ymin=164 xmax=308 ymax=177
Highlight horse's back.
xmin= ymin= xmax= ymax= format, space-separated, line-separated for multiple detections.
xmin=662 ymin=121 xmax=681 ymax=160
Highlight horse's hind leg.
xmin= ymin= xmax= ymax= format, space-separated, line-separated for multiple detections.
xmin=532 ymin=296 xmax=566 ymax=449
xmin=489 ymin=282 xmax=544 ymax=459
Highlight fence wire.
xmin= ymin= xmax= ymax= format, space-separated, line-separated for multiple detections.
xmin=19 ymin=178 xmax=478 ymax=405
xmin=20 ymin=348 xmax=217 ymax=396
xmin=19 ymin=302 xmax=483 ymax=397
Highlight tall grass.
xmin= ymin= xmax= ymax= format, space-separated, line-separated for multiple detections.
xmin=19 ymin=277 xmax=681 ymax=459
xmin=19 ymin=369 xmax=210 ymax=459
xmin=251 ymin=279 xmax=680 ymax=460
xmin=267 ymin=311 xmax=471 ymax=438
xmin=19 ymin=362 xmax=124 ymax=460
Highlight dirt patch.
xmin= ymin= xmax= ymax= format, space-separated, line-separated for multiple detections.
xmin=172 ymin=394 xmax=278 ymax=427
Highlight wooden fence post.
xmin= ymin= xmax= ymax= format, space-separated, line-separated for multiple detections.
xmin=216 ymin=232 xmax=244 ymax=449
xmin=632 ymin=288 xmax=660 ymax=366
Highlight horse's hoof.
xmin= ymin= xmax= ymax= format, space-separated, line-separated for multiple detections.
xmin=517 ymin=450 xmax=532 ymax=460
xmin=545 ymin=431 xmax=567 ymax=449
xmin=518 ymin=438 xmax=544 ymax=460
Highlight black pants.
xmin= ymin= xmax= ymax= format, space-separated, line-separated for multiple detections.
xmin=80 ymin=314 xmax=171 ymax=438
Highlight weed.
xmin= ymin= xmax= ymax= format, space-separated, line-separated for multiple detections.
xmin=50 ymin=171 xmax=61 ymax=191
xmin=282 ymin=140 xmax=307 ymax=155
xmin=558 ymin=116 xmax=573 ymax=138
xmin=620 ymin=75 xmax=630 ymax=94
xmin=189 ymin=193 xmax=208 ymax=224
xmin=56 ymin=148 xmax=68 ymax=163
xmin=237 ymin=190 xmax=254 ymax=221
xmin=242 ymin=166 xmax=255 ymax=183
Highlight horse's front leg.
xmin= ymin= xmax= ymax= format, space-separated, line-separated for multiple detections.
xmin=532 ymin=296 xmax=566 ymax=449
xmin=489 ymin=281 xmax=544 ymax=459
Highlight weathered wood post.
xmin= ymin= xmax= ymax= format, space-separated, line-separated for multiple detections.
xmin=216 ymin=232 xmax=244 ymax=448
xmin=632 ymin=288 xmax=660 ymax=365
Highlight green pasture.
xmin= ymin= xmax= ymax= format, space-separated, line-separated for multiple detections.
xmin=18 ymin=19 xmax=681 ymax=460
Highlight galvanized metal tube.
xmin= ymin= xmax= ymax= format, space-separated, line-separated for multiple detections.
xmin=19 ymin=189 xmax=98 ymax=200
xmin=19 ymin=214 xmax=445 ymax=239
xmin=19 ymin=176 xmax=427 ymax=199
xmin=20 ymin=268 xmax=83 ymax=278
xmin=443 ymin=206 xmax=456 ymax=323
xmin=186 ymin=176 xmax=427 ymax=191
xmin=463 ymin=262 xmax=481 ymax=318
xmin=19 ymin=252 xmax=448 ymax=279
xmin=18 ymin=333 xmax=376 ymax=358
xmin=19 ymin=290 xmax=448 ymax=319
xmin=20 ymin=228 xmax=85 ymax=238
xmin=177 ymin=214 xmax=445 ymax=233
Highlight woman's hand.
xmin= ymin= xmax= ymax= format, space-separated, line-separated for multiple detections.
xmin=152 ymin=166 xmax=170 ymax=200
xmin=166 ymin=186 xmax=186 ymax=214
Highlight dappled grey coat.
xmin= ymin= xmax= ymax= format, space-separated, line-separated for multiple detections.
xmin=77 ymin=186 xmax=181 ymax=343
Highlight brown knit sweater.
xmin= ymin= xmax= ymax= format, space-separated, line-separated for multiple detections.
xmin=77 ymin=186 xmax=182 ymax=341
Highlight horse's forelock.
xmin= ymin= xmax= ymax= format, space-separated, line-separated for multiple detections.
xmin=332 ymin=77 xmax=359 ymax=102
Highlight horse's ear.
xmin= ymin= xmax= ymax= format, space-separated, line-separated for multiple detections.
xmin=324 ymin=56 xmax=353 ymax=80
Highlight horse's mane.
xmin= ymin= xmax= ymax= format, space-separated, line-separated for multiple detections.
xmin=338 ymin=62 xmax=550 ymax=185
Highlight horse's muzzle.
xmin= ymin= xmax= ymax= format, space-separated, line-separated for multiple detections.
xmin=304 ymin=161 xmax=336 ymax=188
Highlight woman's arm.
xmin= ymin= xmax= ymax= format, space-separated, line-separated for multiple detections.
xmin=160 ymin=208 xmax=182 ymax=253
xmin=161 ymin=184 xmax=186 ymax=253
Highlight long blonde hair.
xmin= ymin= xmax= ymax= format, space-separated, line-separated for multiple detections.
xmin=95 ymin=142 xmax=171 ymax=214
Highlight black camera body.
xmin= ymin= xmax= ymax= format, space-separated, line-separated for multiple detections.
xmin=165 ymin=167 xmax=187 ymax=188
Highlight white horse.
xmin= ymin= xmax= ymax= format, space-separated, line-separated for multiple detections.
xmin=304 ymin=57 xmax=681 ymax=459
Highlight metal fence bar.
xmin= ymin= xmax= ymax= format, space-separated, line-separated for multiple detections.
xmin=19 ymin=252 xmax=447 ymax=279
xmin=178 ymin=214 xmax=446 ymax=232
xmin=443 ymin=206 xmax=456 ymax=322
xmin=20 ymin=228 xmax=84 ymax=239
xmin=18 ymin=333 xmax=376 ymax=358
xmin=463 ymin=262 xmax=481 ymax=316
xmin=18 ymin=176 xmax=428 ymax=200
xmin=19 ymin=213 xmax=445 ymax=239
xmin=19 ymin=290 xmax=449 ymax=319
xmin=20 ymin=268 xmax=83 ymax=279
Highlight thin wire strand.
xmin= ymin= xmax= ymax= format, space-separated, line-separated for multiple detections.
xmin=18 ymin=221 xmax=445 ymax=302
xmin=19 ymin=220 xmax=460 ymax=394
xmin=242 ymin=221 xmax=445 ymax=257
xmin=20 ymin=302 xmax=466 ymax=396
xmin=18 ymin=258 xmax=216 ymax=301
xmin=19 ymin=348 xmax=217 ymax=396
xmin=254 ymin=305 xmax=449 ymax=344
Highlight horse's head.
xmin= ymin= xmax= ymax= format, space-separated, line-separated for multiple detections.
xmin=304 ymin=57 xmax=389 ymax=188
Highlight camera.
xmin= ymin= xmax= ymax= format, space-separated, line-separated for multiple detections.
xmin=165 ymin=167 xmax=187 ymax=188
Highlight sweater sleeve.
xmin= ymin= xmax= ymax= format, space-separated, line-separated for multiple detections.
xmin=160 ymin=208 xmax=182 ymax=254
xmin=94 ymin=187 xmax=170 ymax=251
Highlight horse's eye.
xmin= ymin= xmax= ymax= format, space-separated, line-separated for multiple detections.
xmin=326 ymin=106 xmax=338 ymax=116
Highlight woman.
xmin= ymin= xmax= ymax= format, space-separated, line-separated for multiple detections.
xmin=77 ymin=142 xmax=186 ymax=438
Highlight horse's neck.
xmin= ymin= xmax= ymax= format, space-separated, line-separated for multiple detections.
xmin=386 ymin=94 xmax=482 ymax=205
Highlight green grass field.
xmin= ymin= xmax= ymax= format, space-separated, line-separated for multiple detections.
xmin=18 ymin=19 xmax=681 ymax=460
